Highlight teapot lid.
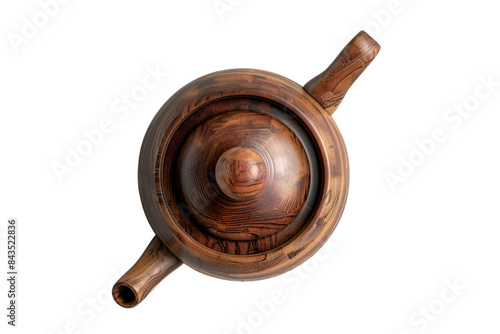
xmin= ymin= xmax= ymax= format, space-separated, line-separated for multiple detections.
xmin=138 ymin=69 xmax=349 ymax=280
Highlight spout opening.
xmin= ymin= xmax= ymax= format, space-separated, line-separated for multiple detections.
xmin=113 ymin=283 xmax=138 ymax=308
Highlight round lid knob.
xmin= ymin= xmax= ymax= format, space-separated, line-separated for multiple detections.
xmin=215 ymin=147 xmax=266 ymax=200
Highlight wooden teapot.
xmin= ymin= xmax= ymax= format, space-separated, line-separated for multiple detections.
xmin=113 ymin=31 xmax=380 ymax=308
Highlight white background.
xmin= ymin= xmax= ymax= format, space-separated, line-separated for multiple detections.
xmin=1 ymin=0 xmax=499 ymax=333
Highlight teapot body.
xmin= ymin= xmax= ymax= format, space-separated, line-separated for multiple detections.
xmin=139 ymin=69 xmax=349 ymax=280
xmin=113 ymin=31 xmax=380 ymax=308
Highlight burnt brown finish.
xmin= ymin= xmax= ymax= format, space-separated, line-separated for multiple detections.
xmin=304 ymin=31 xmax=381 ymax=114
xmin=113 ymin=31 xmax=380 ymax=308
xmin=112 ymin=236 xmax=181 ymax=308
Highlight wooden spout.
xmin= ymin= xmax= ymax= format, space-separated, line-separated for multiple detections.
xmin=304 ymin=31 xmax=381 ymax=115
xmin=112 ymin=236 xmax=182 ymax=308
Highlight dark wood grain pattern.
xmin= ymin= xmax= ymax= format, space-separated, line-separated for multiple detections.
xmin=112 ymin=236 xmax=181 ymax=308
xmin=113 ymin=31 xmax=380 ymax=308
xmin=304 ymin=31 xmax=380 ymax=114
xmin=165 ymin=99 xmax=319 ymax=253
xmin=178 ymin=109 xmax=312 ymax=242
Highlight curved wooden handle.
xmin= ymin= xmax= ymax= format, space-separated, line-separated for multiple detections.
xmin=304 ymin=31 xmax=381 ymax=115
xmin=112 ymin=236 xmax=182 ymax=308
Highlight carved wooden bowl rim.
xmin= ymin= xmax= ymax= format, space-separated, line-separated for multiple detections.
xmin=138 ymin=69 xmax=349 ymax=280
